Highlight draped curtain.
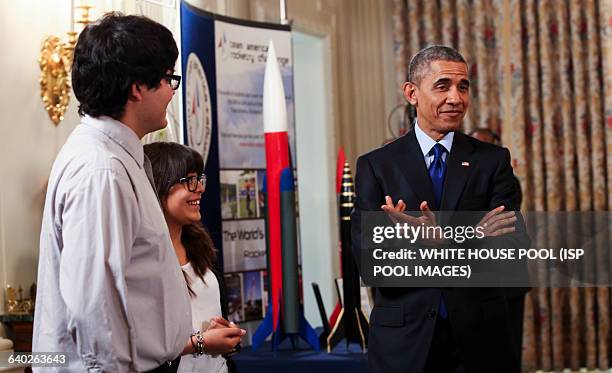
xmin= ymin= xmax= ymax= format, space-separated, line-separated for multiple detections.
xmin=392 ymin=0 xmax=612 ymax=371
xmin=392 ymin=0 xmax=505 ymax=133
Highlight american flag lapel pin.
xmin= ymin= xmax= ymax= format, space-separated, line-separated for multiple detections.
xmin=461 ymin=161 xmax=470 ymax=167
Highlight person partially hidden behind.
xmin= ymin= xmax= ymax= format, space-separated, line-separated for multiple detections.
xmin=34 ymin=13 xmax=243 ymax=372
xmin=351 ymin=45 xmax=530 ymax=373
xmin=469 ymin=127 xmax=523 ymax=207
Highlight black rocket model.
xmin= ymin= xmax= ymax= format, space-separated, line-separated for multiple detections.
xmin=327 ymin=162 xmax=369 ymax=352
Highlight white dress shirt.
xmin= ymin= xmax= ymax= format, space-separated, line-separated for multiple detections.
xmin=33 ymin=115 xmax=192 ymax=372
xmin=178 ymin=265 xmax=227 ymax=373
xmin=414 ymin=119 xmax=455 ymax=167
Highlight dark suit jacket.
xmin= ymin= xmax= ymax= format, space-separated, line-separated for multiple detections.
xmin=351 ymin=130 xmax=530 ymax=373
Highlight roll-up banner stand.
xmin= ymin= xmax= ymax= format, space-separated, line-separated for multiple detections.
xmin=180 ymin=1 xmax=298 ymax=344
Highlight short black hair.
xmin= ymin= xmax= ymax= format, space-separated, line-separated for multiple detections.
xmin=72 ymin=12 xmax=178 ymax=119
xmin=408 ymin=45 xmax=467 ymax=85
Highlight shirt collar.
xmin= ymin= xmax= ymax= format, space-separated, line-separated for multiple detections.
xmin=414 ymin=119 xmax=455 ymax=157
xmin=82 ymin=115 xmax=145 ymax=168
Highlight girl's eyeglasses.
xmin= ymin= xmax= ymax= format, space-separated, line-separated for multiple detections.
xmin=178 ymin=173 xmax=206 ymax=192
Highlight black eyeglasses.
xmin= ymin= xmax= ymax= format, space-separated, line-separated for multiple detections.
xmin=178 ymin=173 xmax=206 ymax=192
xmin=163 ymin=74 xmax=181 ymax=90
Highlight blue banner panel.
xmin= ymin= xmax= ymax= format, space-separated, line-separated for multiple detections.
xmin=180 ymin=2 xmax=223 ymax=266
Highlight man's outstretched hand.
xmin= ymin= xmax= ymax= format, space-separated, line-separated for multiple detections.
xmin=381 ymin=197 xmax=442 ymax=245
xmin=381 ymin=197 xmax=517 ymax=243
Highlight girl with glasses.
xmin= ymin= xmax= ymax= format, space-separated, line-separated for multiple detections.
xmin=144 ymin=142 xmax=240 ymax=373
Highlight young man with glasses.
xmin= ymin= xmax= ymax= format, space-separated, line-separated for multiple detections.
xmin=33 ymin=13 xmax=244 ymax=372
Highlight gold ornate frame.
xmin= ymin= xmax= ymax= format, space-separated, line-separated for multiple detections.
xmin=38 ymin=33 xmax=76 ymax=126
xmin=38 ymin=3 xmax=93 ymax=126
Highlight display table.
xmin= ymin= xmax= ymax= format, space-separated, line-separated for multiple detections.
xmin=233 ymin=339 xmax=368 ymax=373
xmin=0 ymin=314 xmax=33 ymax=352
xmin=0 ymin=314 xmax=32 ymax=372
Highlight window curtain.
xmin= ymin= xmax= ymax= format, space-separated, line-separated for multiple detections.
xmin=392 ymin=0 xmax=611 ymax=371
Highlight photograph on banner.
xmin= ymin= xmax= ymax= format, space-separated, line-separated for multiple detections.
xmin=238 ymin=172 xmax=258 ymax=218
xmin=222 ymin=219 xmax=267 ymax=273
xmin=242 ymin=271 xmax=264 ymax=321
xmin=220 ymin=170 xmax=261 ymax=219
xmin=256 ymin=170 xmax=266 ymax=218
xmin=261 ymin=270 xmax=269 ymax=314
xmin=214 ymin=20 xmax=296 ymax=169
xmin=224 ymin=272 xmax=244 ymax=323
xmin=220 ymin=175 xmax=238 ymax=220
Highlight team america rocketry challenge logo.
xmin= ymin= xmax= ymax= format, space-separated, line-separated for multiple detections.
xmin=185 ymin=53 xmax=212 ymax=164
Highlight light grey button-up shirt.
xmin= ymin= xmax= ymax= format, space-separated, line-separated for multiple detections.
xmin=33 ymin=116 xmax=192 ymax=372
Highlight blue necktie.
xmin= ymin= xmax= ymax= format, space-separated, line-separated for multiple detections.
xmin=428 ymin=143 xmax=448 ymax=319
xmin=429 ymin=143 xmax=447 ymax=208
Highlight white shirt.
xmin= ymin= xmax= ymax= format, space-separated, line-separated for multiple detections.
xmin=178 ymin=264 xmax=227 ymax=373
xmin=414 ymin=119 xmax=454 ymax=167
xmin=33 ymin=116 xmax=192 ymax=372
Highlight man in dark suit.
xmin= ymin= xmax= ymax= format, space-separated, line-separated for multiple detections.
xmin=351 ymin=46 xmax=530 ymax=373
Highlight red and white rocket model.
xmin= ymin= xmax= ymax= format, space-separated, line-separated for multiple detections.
xmin=252 ymin=41 xmax=318 ymax=351
xmin=262 ymin=40 xmax=290 ymax=333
